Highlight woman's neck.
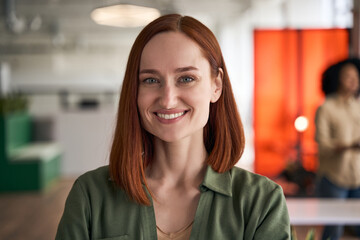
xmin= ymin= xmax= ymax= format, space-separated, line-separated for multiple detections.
xmin=337 ymin=90 xmax=355 ymax=102
xmin=146 ymin=134 xmax=208 ymax=188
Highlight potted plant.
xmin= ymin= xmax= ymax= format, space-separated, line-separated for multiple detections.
xmin=0 ymin=93 xmax=28 ymax=115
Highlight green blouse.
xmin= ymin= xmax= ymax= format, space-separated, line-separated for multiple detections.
xmin=55 ymin=165 xmax=291 ymax=240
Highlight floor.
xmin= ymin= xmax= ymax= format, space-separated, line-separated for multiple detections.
xmin=0 ymin=178 xmax=74 ymax=240
xmin=0 ymin=179 xmax=359 ymax=240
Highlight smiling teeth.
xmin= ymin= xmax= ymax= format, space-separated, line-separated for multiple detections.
xmin=157 ymin=112 xmax=185 ymax=120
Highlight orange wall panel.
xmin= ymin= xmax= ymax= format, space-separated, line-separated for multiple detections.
xmin=254 ymin=29 xmax=348 ymax=177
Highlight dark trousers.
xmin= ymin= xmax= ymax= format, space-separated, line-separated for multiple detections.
xmin=316 ymin=176 xmax=360 ymax=240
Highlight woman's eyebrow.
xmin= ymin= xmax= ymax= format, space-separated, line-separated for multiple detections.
xmin=175 ymin=66 xmax=199 ymax=73
xmin=139 ymin=66 xmax=198 ymax=74
xmin=139 ymin=69 xmax=159 ymax=74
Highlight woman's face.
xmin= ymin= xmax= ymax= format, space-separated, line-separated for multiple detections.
xmin=338 ymin=64 xmax=359 ymax=96
xmin=137 ymin=31 xmax=222 ymax=143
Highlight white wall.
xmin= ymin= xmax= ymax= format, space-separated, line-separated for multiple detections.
xmin=251 ymin=0 xmax=352 ymax=29
xmin=219 ymin=12 xmax=255 ymax=171
xmin=7 ymin=50 xmax=128 ymax=93
xmin=28 ymin=94 xmax=118 ymax=176
xmin=0 ymin=62 xmax=11 ymax=95
xmin=56 ymin=109 xmax=117 ymax=176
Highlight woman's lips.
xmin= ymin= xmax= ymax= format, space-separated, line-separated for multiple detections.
xmin=154 ymin=110 xmax=188 ymax=123
xmin=157 ymin=111 xmax=185 ymax=120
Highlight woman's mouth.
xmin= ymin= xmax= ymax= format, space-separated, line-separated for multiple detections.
xmin=156 ymin=111 xmax=186 ymax=120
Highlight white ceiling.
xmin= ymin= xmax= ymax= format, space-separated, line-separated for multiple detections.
xmin=0 ymin=0 xmax=354 ymax=55
xmin=0 ymin=0 xmax=253 ymax=54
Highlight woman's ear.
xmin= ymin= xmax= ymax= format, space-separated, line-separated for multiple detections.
xmin=211 ymin=68 xmax=223 ymax=103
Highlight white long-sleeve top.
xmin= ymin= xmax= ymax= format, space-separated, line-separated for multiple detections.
xmin=315 ymin=94 xmax=360 ymax=188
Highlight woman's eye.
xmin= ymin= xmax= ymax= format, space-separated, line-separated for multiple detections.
xmin=180 ymin=76 xmax=194 ymax=83
xmin=143 ymin=78 xmax=158 ymax=84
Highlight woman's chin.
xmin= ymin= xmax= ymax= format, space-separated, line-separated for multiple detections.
xmin=155 ymin=134 xmax=185 ymax=143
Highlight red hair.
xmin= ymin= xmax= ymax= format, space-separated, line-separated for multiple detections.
xmin=109 ymin=14 xmax=245 ymax=205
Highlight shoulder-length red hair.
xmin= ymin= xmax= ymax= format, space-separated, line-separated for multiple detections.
xmin=109 ymin=14 xmax=245 ymax=205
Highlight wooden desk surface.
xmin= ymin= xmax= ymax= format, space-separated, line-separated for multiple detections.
xmin=286 ymin=198 xmax=360 ymax=225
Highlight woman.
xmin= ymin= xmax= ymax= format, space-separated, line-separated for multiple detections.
xmin=315 ymin=58 xmax=360 ymax=240
xmin=56 ymin=14 xmax=290 ymax=240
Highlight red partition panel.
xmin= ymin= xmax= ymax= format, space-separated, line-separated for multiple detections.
xmin=254 ymin=29 xmax=348 ymax=177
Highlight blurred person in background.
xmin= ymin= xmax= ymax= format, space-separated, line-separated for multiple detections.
xmin=55 ymin=14 xmax=291 ymax=240
xmin=315 ymin=58 xmax=360 ymax=240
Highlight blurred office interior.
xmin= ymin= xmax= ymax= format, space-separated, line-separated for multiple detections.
xmin=0 ymin=0 xmax=359 ymax=239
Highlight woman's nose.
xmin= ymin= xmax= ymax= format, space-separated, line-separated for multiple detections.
xmin=159 ymin=84 xmax=178 ymax=109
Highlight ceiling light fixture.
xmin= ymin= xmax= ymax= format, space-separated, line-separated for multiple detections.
xmin=91 ymin=4 xmax=161 ymax=28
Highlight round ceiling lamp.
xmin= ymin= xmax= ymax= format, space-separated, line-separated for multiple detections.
xmin=91 ymin=4 xmax=161 ymax=28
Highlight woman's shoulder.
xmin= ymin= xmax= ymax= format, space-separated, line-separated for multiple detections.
xmin=315 ymin=95 xmax=339 ymax=117
xmin=229 ymin=166 xmax=283 ymax=196
xmin=320 ymin=94 xmax=345 ymax=108
xmin=74 ymin=165 xmax=113 ymax=193
xmin=228 ymin=167 xmax=290 ymax=236
xmin=316 ymin=95 xmax=331 ymax=107
xmin=77 ymin=165 xmax=109 ymax=182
